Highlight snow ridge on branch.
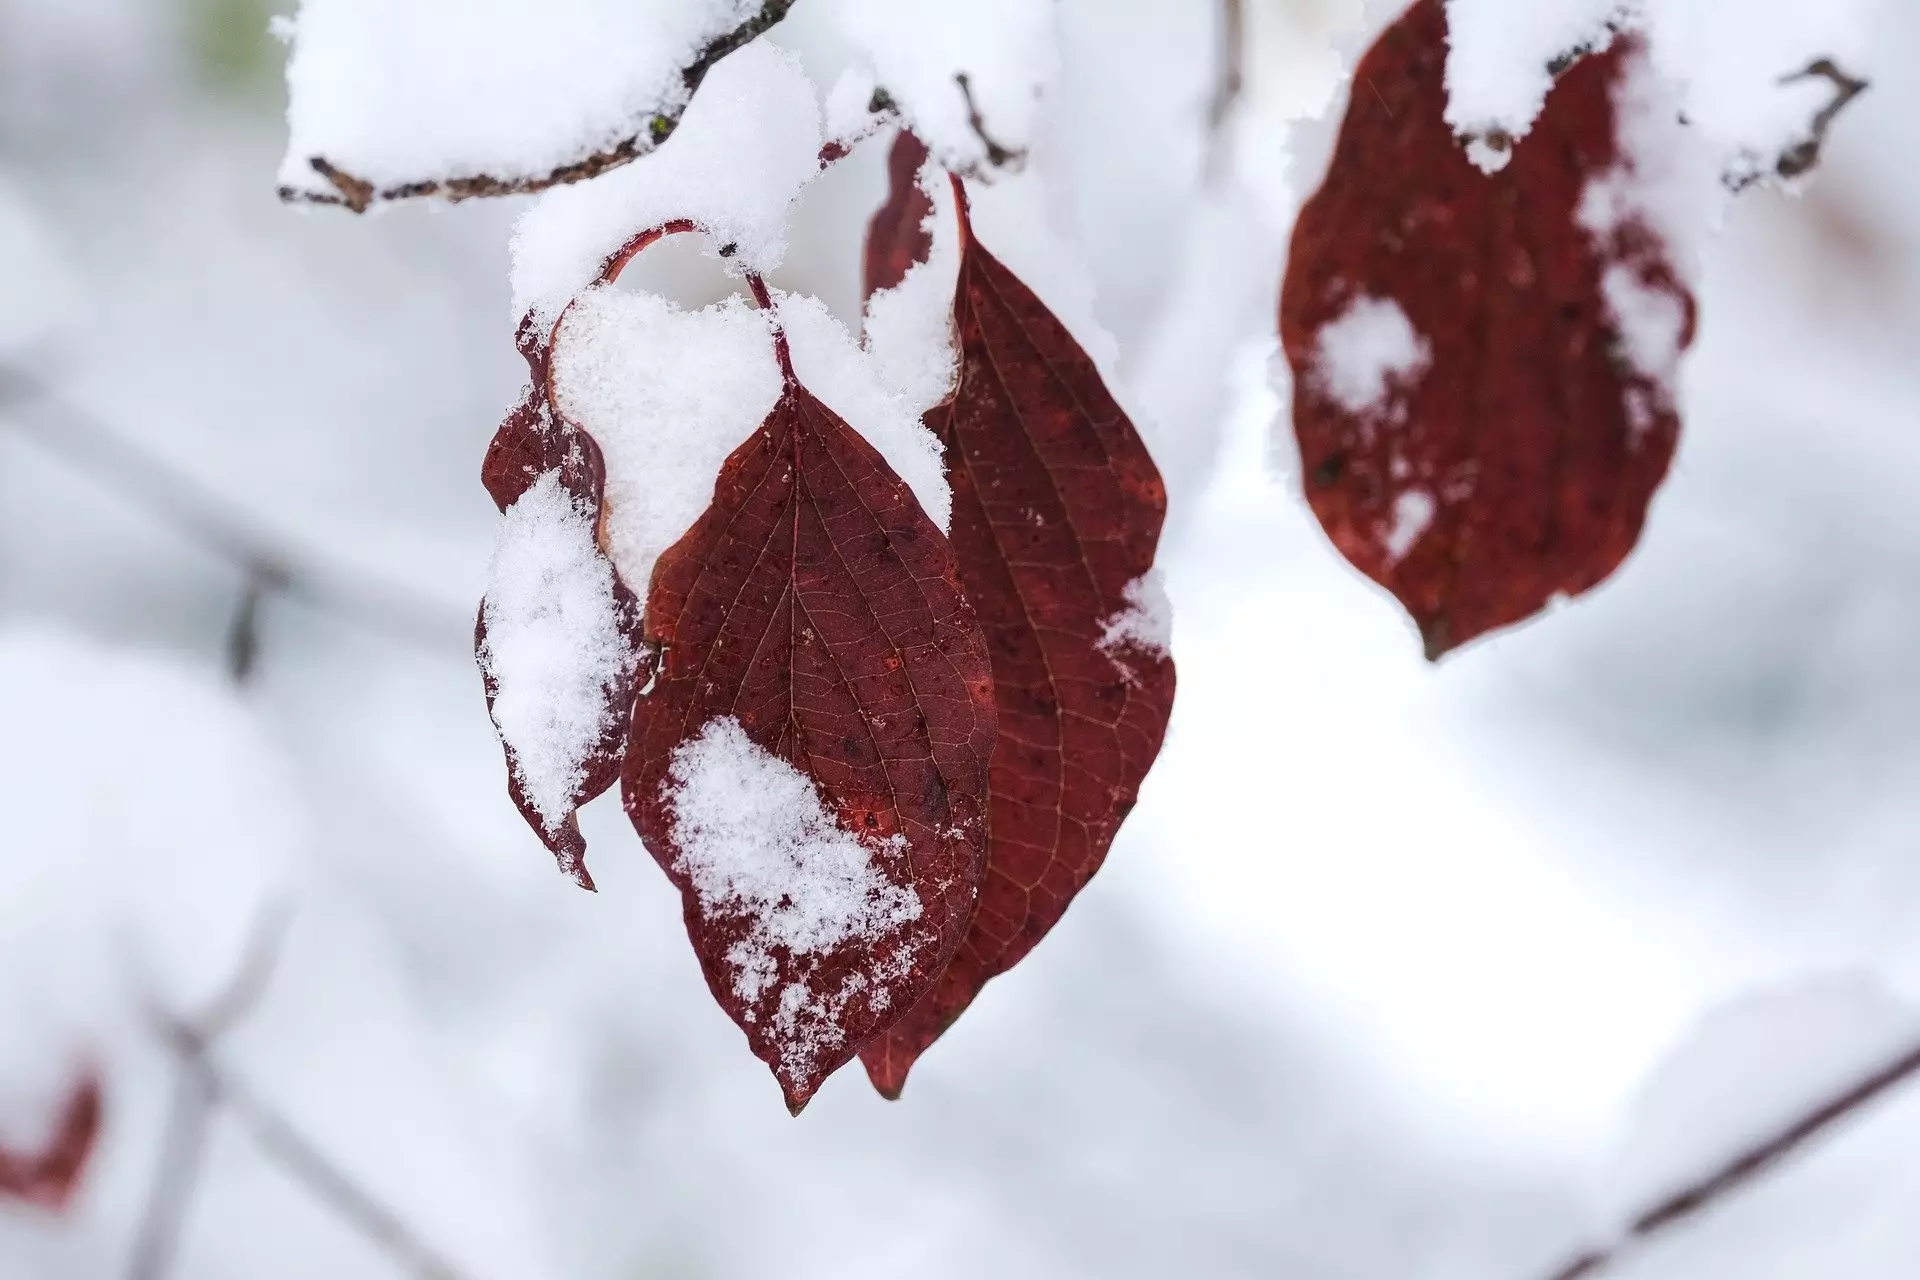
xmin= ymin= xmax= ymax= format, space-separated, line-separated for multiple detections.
xmin=279 ymin=0 xmax=796 ymax=213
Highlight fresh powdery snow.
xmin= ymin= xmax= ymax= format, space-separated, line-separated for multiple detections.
xmin=820 ymin=0 xmax=1054 ymax=173
xmin=1444 ymin=0 xmax=1881 ymax=178
xmin=548 ymin=288 xmax=785 ymax=593
xmin=479 ymin=472 xmax=634 ymax=834
xmin=509 ymin=41 xmax=822 ymax=325
xmin=1312 ymin=294 xmax=1430 ymax=416
xmin=278 ymin=0 xmax=763 ymax=200
xmin=776 ymin=290 xmax=952 ymax=530
xmin=1099 ymin=571 xmax=1175 ymax=663
xmin=862 ymin=152 xmax=962 ymax=417
xmin=664 ymin=717 xmax=923 ymax=1078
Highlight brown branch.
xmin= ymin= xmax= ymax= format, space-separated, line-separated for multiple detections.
xmin=1771 ymin=58 xmax=1870 ymax=182
xmin=1538 ymin=1034 xmax=1920 ymax=1280
xmin=954 ymin=73 xmax=1026 ymax=171
xmin=280 ymin=0 xmax=797 ymax=212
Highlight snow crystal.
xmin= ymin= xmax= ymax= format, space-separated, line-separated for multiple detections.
xmin=1313 ymin=294 xmax=1430 ymax=416
xmin=479 ymin=472 xmax=633 ymax=834
xmin=1443 ymin=0 xmax=1625 ymax=170
xmin=1383 ymin=490 xmax=1437 ymax=564
xmin=509 ymin=41 xmax=822 ymax=325
xmin=1607 ymin=975 xmax=1920 ymax=1222
xmin=1099 ymin=571 xmax=1174 ymax=661
xmin=549 ymin=288 xmax=784 ymax=593
xmin=664 ymin=717 xmax=922 ymax=1077
xmin=820 ymin=0 xmax=1055 ymax=173
xmin=777 ymin=290 xmax=952 ymax=531
xmin=863 ymin=151 xmax=962 ymax=418
xmin=279 ymin=0 xmax=759 ymax=200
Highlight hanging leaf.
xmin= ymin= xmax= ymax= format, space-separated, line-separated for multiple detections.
xmin=862 ymin=130 xmax=936 ymax=305
xmin=860 ymin=176 xmax=1176 ymax=1099
xmin=476 ymin=313 xmax=650 ymax=891
xmin=623 ymin=304 xmax=996 ymax=1113
xmin=0 ymin=1073 xmax=102 ymax=1213
xmin=1281 ymin=0 xmax=1696 ymax=658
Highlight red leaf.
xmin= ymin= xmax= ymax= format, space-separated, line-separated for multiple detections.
xmin=476 ymin=312 xmax=650 ymax=891
xmin=862 ymin=130 xmax=935 ymax=306
xmin=1280 ymin=0 xmax=1695 ymax=658
xmin=0 ymin=1074 xmax=102 ymax=1214
xmin=623 ymin=305 xmax=996 ymax=1113
xmin=859 ymin=179 xmax=1176 ymax=1099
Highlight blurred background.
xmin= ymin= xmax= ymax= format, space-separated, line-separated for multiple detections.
xmin=3 ymin=0 xmax=1920 ymax=1276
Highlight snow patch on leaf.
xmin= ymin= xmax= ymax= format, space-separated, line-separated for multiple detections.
xmin=665 ymin=717 xmax=924 ymax=1081
xmin=550 ymin=288 xmax=784 ymax=593
xmin=776 ymin=291 xmax=952 ymax=531
xmin=1099 ymin=571 xmax=1174 ymax=664
xmin=479 ymin=472 xmax=635 ymax=834
xmin=1443 ymin=0 xmax=1626 ymax=169
xmin=863 ymin=154 xmax=961 ymax=418
xmin=1311 ymin=294 xmax=1431 ymax=416
xmin=280 ymin=0 xmax=762 ymax=200
xmin=1383 ymin=490 xmax=1437 ymax=564
xmin=509 ymin=41 xmax=821 ymax=324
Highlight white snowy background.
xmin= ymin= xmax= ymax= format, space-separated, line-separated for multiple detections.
xmin=2 ymin=0 xmax=1919 ymax=1276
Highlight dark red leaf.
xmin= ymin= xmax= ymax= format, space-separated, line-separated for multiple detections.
xmin=862 ymin=130 xmax=935 ymax=307
xmin=0 ymin=1073 xmax=102 ymax=1214
xmin=623 ymin=311 xmax=996 ymax=1113
xmin=476 ymin=313 xmax=649 ymax=891
xmin=1280 ymin=0 xmax=1695 ymax=658
xmin=860 ymin=178 xmax=1176 ymax=1099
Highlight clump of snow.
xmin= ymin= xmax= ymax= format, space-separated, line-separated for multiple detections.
xmin=822 ymin=66 xmax=883 ymax=152
xmin=279 ymin=0 xmax=761 ymax=200
xmin=863 ymin=151 xmax=962 ymax=418
xmin=777 ymin=290 xmax=952 ymax=531
xmin=1443 ymin=0 xmax=1881 ymax=182
xmin=1382 ymin=490 xmax=1437 ymax=564
xmin=549 ymin=287 xmax=784 ymax=593
xmin=664 ymin=717 xmax=922 ymax=1078
xmin=1312 ymin=294 xmax=1431 ymax=416
xmin=479 ymin=472 xmax=634 ymax=834
xmin=1444 ymin=0 xmax=1626 ymax=170
xmin=510 ymin=41 xmax=822 ymax=325
xmin=1099 ymin=571 xmax=1174 ymax=662
xmin=1606 ymin=974 xmax=1920 ymax=1223
xmin=819 ymin=0 xmax=1055 ymax=173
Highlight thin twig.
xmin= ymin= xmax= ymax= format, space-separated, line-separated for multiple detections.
xmin=0 ymin=362 xmax=466 ymax=658
xmin=953 ymin=73 xmax=1026 ymax=171
xmin=280 ymin=0 xmax=796 ymax=211
xmin=1538 ymin=1035 xmax=1920 ymax=1280
xmin=1772 ymin=58 xmax=1870 ymax=182
xmin=1207 ymin=0 xmax=1246 ymax=134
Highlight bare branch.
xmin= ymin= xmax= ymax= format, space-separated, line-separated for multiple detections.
xmin=0 ymin=362 xmax=466 ymax=659
xmin=280 ymin=0 xmax=797 ymax=213
xmin=1771 ymin=58 xmax=1870 ymax=182
xmin=125 ymin=1063 xmax=217 ymax=1280
xmin=1538 ymin=1034 xmax=1920 ymax=1280
xmin=1207 ymin=0 xmax=1246 ymax=134
xmin=954 ymin=73 xmax=1027 ymax=171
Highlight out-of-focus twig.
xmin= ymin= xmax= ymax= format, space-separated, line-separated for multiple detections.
xmin=1538 ymin=1034 xmax=1920 ymax=1280
xmin=129 ymin=906 xmax=468 ymax=1280
xmin=0 ymin=362 xmax=466 ymax=660
xmin=1772 ymin=58 xmax=1870 ymax=182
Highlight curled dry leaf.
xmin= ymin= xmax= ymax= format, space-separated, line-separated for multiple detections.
xmin=1281 ymin=0 xmax=1695 ymax=658
xmin=477 ymin=307 xmax=651 ymax=891
xmin=623 ymin=290 xmax=996 ymax=1113
xmin=0 ymin=1073 xmax=103 ymax=1213
xmin=858 ymin=170 xmax=1176 ymax=1098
